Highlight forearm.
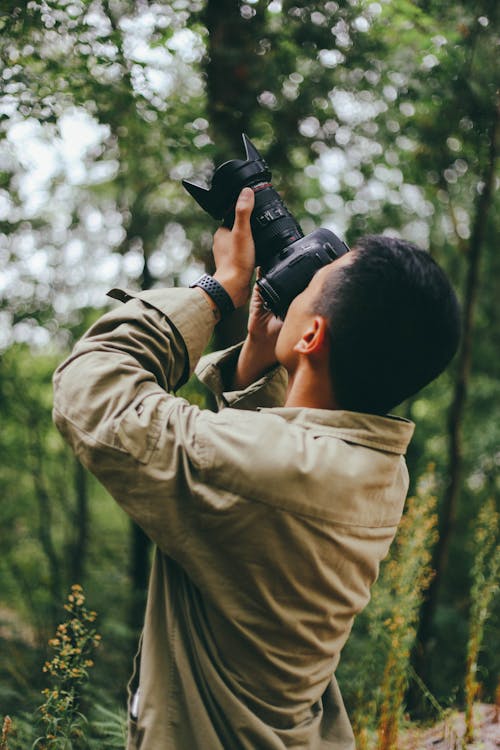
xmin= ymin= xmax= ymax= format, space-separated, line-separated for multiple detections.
xmin=53 ymin=288 xmax=215 ymax=448
xmin=233 ymin=334 xmax=278 ymax=389
xmin=52 ymin=288 xmax=221 ymax=559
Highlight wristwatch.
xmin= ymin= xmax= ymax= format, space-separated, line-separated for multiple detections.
xmin=189 ymin=274 xmax=235 ymax=319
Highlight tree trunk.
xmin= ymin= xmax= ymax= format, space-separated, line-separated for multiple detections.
xmin=202 ymin=0 xmax=269 ymax=350
xmin=203 ymin=0 xmax=265 ymax=156
xmin=415 ymin=96 xmax=500 ymax=679
xmin=28 ymin=419 xmax=61 ymax=624
xmin=71 ymin=457 xmax=89 ymax=583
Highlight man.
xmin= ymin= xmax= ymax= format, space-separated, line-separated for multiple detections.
xmin=53 ymin=187 xmax=460 ymax=749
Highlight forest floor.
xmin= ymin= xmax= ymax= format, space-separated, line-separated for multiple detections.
xmin=400 ymin=704 xmax=500 ymax=749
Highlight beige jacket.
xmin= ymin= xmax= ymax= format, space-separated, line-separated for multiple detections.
xmin=52 ymin=287 xmax=414 ymax=750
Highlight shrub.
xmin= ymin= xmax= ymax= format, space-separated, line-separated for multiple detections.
xmin=464 ymin=498 xmax=500 ymax=743
xmin=33 ymin=585 xmax=101 ymax=750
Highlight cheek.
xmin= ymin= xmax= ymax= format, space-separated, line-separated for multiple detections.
xmin=275 ymin=324 xmax=287 ymax=362
xmin=275 ymin=325 xmax=286 ymax=358
xmin=275 ymin=320 xmax=296 ymax=368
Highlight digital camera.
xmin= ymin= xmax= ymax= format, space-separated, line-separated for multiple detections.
xmin=182 ymin=134 xmax=349 ymax=318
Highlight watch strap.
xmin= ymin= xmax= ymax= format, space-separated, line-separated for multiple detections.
xmin=189 ymin=274 xmax=235 ymax=319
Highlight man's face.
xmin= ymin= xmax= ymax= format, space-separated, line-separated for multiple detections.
xmin=274 ymin=252 xmax=354 ymax=372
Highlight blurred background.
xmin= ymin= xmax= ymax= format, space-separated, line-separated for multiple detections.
xmin=0 ymin=0 xmax=499 ymax=746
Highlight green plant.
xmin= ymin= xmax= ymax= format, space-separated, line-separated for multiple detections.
xmin=33 ymin=585 xmax=101 ymax=750
xmin=0 ymin=713 xmax=34 ymax=750
xmin=338 ymin=467 xmax=441 ymax=748
xmin=90 ymin=704 xmax=127 ymax=749
xmin=350 ymin=693 xmax=375 ymax=750
xmin=375 ymin=468 xmax=438 ymax=750
xmin=464 ymin=498 xmax=500 ymax=744
xmin=1 ymin=716 xmax=12 ymax=750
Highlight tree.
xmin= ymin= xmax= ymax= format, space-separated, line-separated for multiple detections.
xmin=372 ymin=0 xmax=500 ymax=692
xmin=1 ymin=0 xmax=499 ymax=718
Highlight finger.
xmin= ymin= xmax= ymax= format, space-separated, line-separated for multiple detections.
xmin=232 ymin=187 xmax=255 ymax=235
xmin=213 ymin=226 xmax=230 ymax=241
xmin=251 ymin=283 xmax=262 ymax=305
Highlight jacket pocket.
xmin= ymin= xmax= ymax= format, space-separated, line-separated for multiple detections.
xmin=117 ymin=393 xmax=165 ymax=464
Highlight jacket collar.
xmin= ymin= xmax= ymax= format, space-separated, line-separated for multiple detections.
xmin=258 ymin=407 xmax=415 ymax=455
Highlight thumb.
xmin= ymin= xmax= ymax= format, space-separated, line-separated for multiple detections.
xmin=233 ymin=187 xmax=255 ymax=233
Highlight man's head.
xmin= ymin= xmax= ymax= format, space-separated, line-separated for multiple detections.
xmin=275 ymin=235 xmax=461 ymax=415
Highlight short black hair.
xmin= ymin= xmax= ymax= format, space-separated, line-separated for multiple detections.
xmin=313 ymin=235 xmax=461 ymax=415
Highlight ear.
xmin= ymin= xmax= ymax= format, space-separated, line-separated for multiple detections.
xmin=293 ymin=316 xmax=329 ymax=357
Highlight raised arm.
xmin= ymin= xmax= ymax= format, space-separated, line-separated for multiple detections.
xmin=52 ymin=188 xmax=258 ymax=555
xmin=196 ymin=187 xmax=256 ymax=319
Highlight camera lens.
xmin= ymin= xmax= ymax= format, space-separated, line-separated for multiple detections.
xmin=182 ymin=134 xmax=349 ymax=318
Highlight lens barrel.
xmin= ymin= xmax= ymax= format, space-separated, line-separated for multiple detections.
xmin=182 ymin=134 xmax=349 ymax=318
xmin=223 ymin=182 xmax=304 ymax=266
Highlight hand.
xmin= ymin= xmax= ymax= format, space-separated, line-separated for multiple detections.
xmin=212 ymin=187 xmax=255 ymax=308
xmin=247 ymin=270 xmax=283 ymax=348
xmin=232 ymin=273 xmax=283 ymax=389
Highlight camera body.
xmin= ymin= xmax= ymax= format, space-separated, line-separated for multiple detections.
xmin=182 ymin=134 xmax=349 ymax=318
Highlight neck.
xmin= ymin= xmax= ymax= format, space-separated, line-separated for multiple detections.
xmin=284 ymin=364 xmax=338 ymax=410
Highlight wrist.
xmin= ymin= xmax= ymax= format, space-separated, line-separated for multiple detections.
xmin=213 ymin=271 xmax=251 ymax=309
xmin=247 ymin=327 xmax=274 ymax=345
xmin=193 ymin=287 xmax=221 ymax=323
xmin=190 ymin=274 xmax=235 ymax=320
xmin=248 ymin=320 xmax=280 ymax=352
xmin=243 ymin=333 xmax=278 ymax=368
xmin=233 ymin=337 xmax=278 ymax=389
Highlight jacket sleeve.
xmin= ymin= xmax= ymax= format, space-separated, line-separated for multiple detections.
xmin=195 ymin=344 xmax=288 ymax=412
xmin=52 ymin=287 xmax=217 ymax=557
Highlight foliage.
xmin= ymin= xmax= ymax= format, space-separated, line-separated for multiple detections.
xmin=338 ymin=468 xmax=439 ymax=747
xmin=1 ymin=589 xmax=128 ymax=750
xmin=1 ymin=716 xmax=13 ymax=750
xmin=34 ymin=585 xmax=101 ymax=750
xmin=464 ymin=499 xmax=500 ymax=743
xmin=88 ymin=705 xmax=126 ymax=749
xmin=0 ymin=0 xmax=499 ymax=741
xmin=376 ymin=473 xmax=438 ymax=749
xmin=0 ymin=342 xmax=130 ymax=640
